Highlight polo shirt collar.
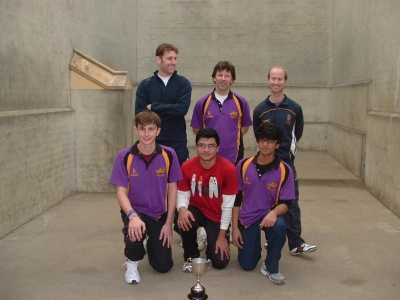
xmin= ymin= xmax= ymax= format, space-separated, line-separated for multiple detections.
xmin=130 ymin=141 xmax=162 ymax=155
xmin=266 ymin=94 xmax=288 ymax=106
xmin=252 ymin=154 xmax=281 ymax=170
xmin=212 ymin=89 xmax=233 ymax=100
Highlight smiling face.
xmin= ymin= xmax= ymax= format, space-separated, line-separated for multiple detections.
xmin=134 ymin=123 xmax=160 ymax=147
xmin=196 ymin=137 xmax=219 ymax=163
xmin=257 ymin=138 xmax=279 ymax=158
xmin=156 ymin=50 xmax=177 ymax=77
xmin=214 ymin=69 xmax=233 ymax=94
xmin=267 ymin=67 xmax=287 ymax=94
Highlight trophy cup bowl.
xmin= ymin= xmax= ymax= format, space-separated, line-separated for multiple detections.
xmin=188 ymin=258 xmax=211 ymax=300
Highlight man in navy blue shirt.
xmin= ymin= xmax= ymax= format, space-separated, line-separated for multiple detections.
xmin=135 ymin=43 xmax=192 ymax=166
xmin=253 ymin=66 xmax=317 ymax=256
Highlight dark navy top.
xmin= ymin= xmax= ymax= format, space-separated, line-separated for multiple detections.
xmin=253 ymin=95 xmax=304 ymax=161
xmin=135 ymin=70 xmax=192 ymax=142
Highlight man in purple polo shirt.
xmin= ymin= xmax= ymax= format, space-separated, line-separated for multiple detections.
xmin=191 ymin=61 xmax=252 ymax=248
xmin=232 ymin=123 xmax=295 ymax=285
xmin=109 ymin=111 xmax=182 ymax=284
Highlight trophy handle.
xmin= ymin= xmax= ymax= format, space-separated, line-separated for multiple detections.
xmin=206 ymin=259 xmax=211 ymax=270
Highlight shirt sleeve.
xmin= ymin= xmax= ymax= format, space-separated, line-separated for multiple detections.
xmin=167 ymin=149 xmax=183 ymax=183
xmin=222 ymin=161 xmax=239 ymax=195
xmin=220 ymin=194 xmax=235 ymax=230
xmin=279 ymin=164 xmax=296 ymax=201
xmin=135 ymin=80 xmax=149 ymax=115
xmin=240 ymin=97 xmax=253 ymax=127
xmin=294 ymin=105 xmax=304 ymax=142
xmin=109 ymin=151 xmax=129 ymax=188
xmin=190 ymin=98 xmax=205 ymax=129
xmin=177 ymin=162 xmax=191 ymax=192
xmin=252 ymin=107 xmax=261 ymax=135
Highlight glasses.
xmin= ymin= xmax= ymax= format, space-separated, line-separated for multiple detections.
xmin=258 ymin=138 xmax=277 ymax=145
xmin=197 ymin=143 xmax=217 ymax=149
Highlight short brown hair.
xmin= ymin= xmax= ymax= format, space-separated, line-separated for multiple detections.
xmin=211 ymin=61 xmax=236 ymax=81
xmin=155 ymin=43 xmax=179 ymax=57
xmin=268 ymin=66 xmax=288 ymax=80
xmin=135 ymin=111 xmax=161 ymax=128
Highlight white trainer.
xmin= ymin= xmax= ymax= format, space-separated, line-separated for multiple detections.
xmin=261 ymin=263 xmax=285 ymax=285
xmin=197 ymin=227 xmax=207 ymax=251
xmin=197 ymin=234 xmax=207 ymax=251
xmin=123 ymin=260 xmax=141 ymax=284
xmin=290 ymin=243 xmax=317 ymax=256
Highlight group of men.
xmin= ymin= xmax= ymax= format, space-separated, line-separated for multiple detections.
xmin=109 ymin=43 xmax=317 ymax=286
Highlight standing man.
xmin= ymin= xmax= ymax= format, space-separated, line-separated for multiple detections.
xmin=191 ymin=61 xmax=252 ymax=165
xmin=232 ymin=123 xmax=295 ymax=285
xmin=190 ymin=61 xmax=252 ymax=247
xmin=109 ymin=111 xmax=182 ymax=284
xmin=252 ymin=66 xmax=317 ymax=256
xmin=177 ymin=128 xmax=238 ymax=271
xmin=135 ymin=43 xmax=192 ymax=165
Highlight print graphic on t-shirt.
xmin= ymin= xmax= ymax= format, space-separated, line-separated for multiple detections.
xmin=209 ymin=177 xmax=214 ymax=198
xmin=198 ymin=176 xmax=203 ymax=197
xmin=191 ymin=174 xmax=221 ymax=198
xmin=212 ymin=177 xmax=218 ymax=197
xmin=191 ymin=174 xmax=196 ymax=195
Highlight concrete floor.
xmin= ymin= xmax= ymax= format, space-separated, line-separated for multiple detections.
xmin=1 ymin=151 xmax=399 ymax=300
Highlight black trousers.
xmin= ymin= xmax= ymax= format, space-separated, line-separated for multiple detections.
xmin=121 ymin=210 xmax=173 ymax=273
xmin=281 ymin=160 xmax=305 ymax=249
xmin=180 ymin=205 xmax=230 ymax=269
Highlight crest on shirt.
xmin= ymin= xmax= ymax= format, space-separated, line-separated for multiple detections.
xmin=131 ymin=168 xmax=139 ymax=177
xmin=156 ymin=167 xmax=166 ymax=176
xmin=285 ymin=114 xmax=292 ymax=125
xmin=244 ymin=176 xmax=251 ymax=185
xmin=267 ymin=182 xmax=278 ymax=190
xmin=205 ymin=111 xmax=213 ymax=119
xmin=262 ymin=119 xmax=271 ymax=124
xmin=229 ymin=111 xmax=238 ymax=119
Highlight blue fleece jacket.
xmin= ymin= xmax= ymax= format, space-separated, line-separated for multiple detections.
xmin=135 ymin=70 xmax=192 ymax=142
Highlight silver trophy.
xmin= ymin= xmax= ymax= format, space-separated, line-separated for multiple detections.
xmin=188 ymin=258 xmax=211 ymax=300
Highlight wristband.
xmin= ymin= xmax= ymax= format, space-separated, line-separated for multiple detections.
xmin=127 ymin=209 xmax=135 ymax=219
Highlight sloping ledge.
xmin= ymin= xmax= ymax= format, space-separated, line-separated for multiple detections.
xmin=69 ymin=49 xmax=128 ymax=90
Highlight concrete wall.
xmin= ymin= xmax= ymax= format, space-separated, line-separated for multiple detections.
xmin=328 ymin=83 xmax=369 ymax=178
xmin=135 ymin=0 xmax=333 ymax=85
xmin=332 ymin=0 xmax=400 ymax=216
xmin=0 ymin=109 xmax=75 ymax=238
xmin=0 ymin=0 xmax=136 ymax=238
xmin=72 ymin=89 xmax=132 ymax=193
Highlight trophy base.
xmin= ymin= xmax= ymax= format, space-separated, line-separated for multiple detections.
xmin=188 ymin=293 xmax=208 ymax=300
